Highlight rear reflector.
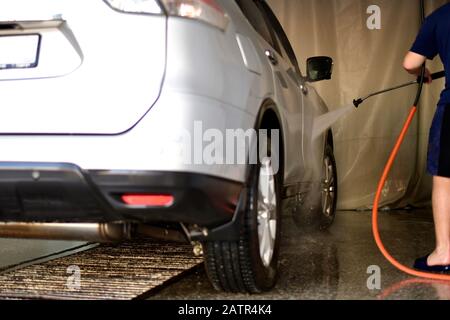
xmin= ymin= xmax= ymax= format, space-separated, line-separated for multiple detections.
xmin=121 ymin=194 xmax=174 ymax=207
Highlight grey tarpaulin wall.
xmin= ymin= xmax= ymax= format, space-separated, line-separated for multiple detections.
xmin=267 ymin=0 xmax=449 ymax=210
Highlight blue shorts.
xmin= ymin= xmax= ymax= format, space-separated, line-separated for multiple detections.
xmin=428 ymin=103 xmax=450 ymax=177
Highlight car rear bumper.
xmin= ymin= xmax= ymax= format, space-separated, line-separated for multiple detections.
xmin=0 ymin=162 xmax=243 ymax=228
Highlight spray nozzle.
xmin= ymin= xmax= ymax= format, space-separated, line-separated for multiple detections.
xmin=353 ymin=99 xmax=363 ymax=108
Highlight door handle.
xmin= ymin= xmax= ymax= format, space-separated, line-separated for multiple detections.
xmin=265 ymin=49 xmax=278 ymax=66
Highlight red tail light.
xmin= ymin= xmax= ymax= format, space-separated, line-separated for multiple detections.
xmin=121 ymin=194 xmax=174 ymax=207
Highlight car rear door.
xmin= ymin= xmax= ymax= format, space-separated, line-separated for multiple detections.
xmin=248 ymin=0 xmax=305 ymax=184
xmin=0 ymin=0 xmax=166 ymax=135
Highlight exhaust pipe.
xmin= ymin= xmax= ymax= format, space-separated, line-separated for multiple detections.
xmin=0 ymin=222 xmax=131 ymax=242
xmin=0 ymin=222 xmax=188 ymax=243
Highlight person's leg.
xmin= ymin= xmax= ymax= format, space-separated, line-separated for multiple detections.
xmin=427 ymin=176 xmax=450 ymax=266
xmin=414 ymin=103 xmax=450 ymax=270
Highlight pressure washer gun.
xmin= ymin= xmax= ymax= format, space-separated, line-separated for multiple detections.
xmin=353 ymin=70 xmax=446 ymax=108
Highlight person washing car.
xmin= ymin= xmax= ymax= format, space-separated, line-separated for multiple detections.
xmin=403 ymin=3 xmax=450 ymax=272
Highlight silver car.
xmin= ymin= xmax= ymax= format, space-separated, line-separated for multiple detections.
xmin=0 ymin=0 xmax=337 ymax=293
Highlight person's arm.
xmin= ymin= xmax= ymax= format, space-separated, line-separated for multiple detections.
xmin=403 ymin=51 xmax=432 ymax=83
xmin=404 ymin=15 xmax=438 ymax=84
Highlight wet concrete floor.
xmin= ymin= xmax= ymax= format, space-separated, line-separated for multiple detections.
xmin=0 ymin=210 xmax=448 ymax=300
xmin=151 ymin=210 xmax=450 ymax=300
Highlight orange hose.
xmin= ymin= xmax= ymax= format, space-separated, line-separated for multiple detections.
xmin=372 ymin=106 xmax=450 ymax=280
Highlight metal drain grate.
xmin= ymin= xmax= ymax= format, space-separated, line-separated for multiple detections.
xmin=0 ymin=240 xmax=203 ymax=300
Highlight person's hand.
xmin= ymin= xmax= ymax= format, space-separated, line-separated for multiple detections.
xmin=416 ymin=68 xmax=433 ymax=84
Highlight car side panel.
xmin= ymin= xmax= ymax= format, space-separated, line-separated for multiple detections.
xmin=220 ymin=0 xmax=304 ymax=186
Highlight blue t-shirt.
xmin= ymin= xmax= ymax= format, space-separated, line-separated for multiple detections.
xmin=411 ymin=3 xmax=450 ymax=105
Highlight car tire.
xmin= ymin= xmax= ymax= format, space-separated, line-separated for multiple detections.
xmin=203 ymin=134 xmax=282 ymax=293
xmin=293 ymin=143 xmax=338 ymax=232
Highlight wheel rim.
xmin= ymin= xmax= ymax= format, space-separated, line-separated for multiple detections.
xmin=257 ymin=158 xmax=277 ymax=267
xmin=321 ymin=156 xmax=336 ymax=217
